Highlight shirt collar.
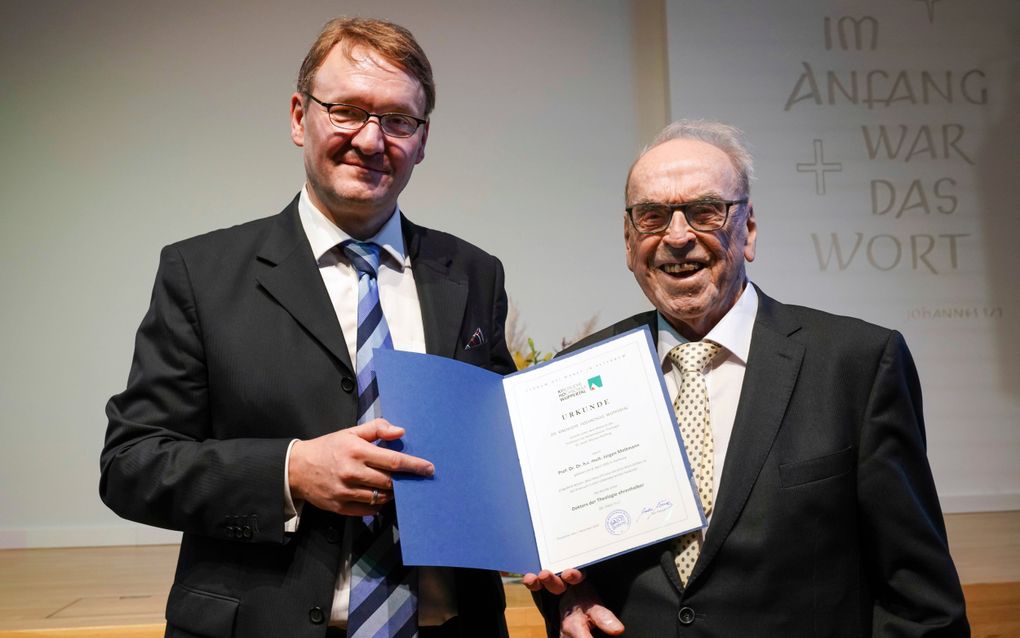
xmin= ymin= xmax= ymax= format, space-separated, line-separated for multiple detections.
xmin=297 ymin=185 xmax=409 ymax=269
xmin=657 ymin=282 xmax=759 ymax=366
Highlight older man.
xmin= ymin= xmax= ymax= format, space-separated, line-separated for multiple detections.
xmin=101 ymin=18 xmax=512 ymax=638
xmin=527 ymin=120 xmax=968 ymax=637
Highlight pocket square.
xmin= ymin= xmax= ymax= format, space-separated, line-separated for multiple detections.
xmin=464 ymin=327 xmax=486 ymax=349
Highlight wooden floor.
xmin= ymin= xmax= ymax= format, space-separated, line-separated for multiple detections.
xmin=1 ymin=511 xmax=1017 ymax=637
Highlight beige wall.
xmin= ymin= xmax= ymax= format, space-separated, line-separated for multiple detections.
xmin=2 ymin=0 xmax=1014 ymax=548
xmin=0 ymin=1 xmax=667 ymax=547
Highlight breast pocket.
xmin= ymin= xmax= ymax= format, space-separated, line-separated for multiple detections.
xmin=779 ymin=445 xmax=855 ymax=488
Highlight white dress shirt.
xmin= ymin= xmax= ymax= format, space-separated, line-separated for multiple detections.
xmin=285 ymin=185 xmax=456 ymax=627
xmin=657 ymin=283 xmax=758 ymax=530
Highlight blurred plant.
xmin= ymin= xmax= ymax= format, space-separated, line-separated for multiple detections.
xmin=506 ymin=298 xmax=598 ymax=370
xmin=516 ymin=337 xmax=553 ymax=370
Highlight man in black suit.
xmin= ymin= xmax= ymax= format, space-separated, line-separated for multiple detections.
xmin=101 ymin=17 xmax=513 ymax=638
xmin=525 ymin=120 xmax=968 ymax=636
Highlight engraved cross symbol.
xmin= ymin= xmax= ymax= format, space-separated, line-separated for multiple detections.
xmin=796 ymin=139 xmax=843 ymax=196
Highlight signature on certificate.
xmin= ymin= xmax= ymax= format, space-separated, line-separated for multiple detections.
xmin=637 ymin=499 xmax=673 ymax=521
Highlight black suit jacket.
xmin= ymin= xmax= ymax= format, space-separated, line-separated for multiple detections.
xmin=101 ymin=197 xmax=515 ymax=638
xmin=540 ymin=288 xmax=968 ymax=637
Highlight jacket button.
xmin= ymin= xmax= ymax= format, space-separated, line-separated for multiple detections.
xmin=341 ymin=377 xmax=355 ymax=393
xmin=308 ymin=606 xmax=325 ymax=624
xmin=678 ymin=606 xmax=695 ymax=625
xmin=326 ymin=525 xmax=341 ymax=544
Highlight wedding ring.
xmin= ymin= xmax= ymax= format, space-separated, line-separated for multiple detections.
xmin=370 ymin=489 xmax=380 ymax=506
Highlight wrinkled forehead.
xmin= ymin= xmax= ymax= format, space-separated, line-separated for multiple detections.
xmin=627 ymin=139 xmax=741 ymax=203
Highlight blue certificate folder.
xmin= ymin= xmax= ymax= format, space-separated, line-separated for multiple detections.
xmin=375 ymin=326 xmax=701 ymax=574
xmin=375 ymin=347 xmax=539 ymax=573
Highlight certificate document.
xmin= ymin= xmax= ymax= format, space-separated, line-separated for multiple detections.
xmin=375 ymin=327 xmax=704 ymax=574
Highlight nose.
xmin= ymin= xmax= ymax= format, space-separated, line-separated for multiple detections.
xmin=661 ymin=209 xmax=695 ymax=247
xmin=350 ymin=117 xmax=385 ymax=155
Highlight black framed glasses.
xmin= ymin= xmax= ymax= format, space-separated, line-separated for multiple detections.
xmin=305 ymin=93 xmax=427 ymax=138
xmin=625 ymin=199 xmax=748 ymax=233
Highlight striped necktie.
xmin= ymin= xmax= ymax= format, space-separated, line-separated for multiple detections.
xmin=341 ymin=241 xmax=418 ymax=638
xmin=668 ymin=340 xmax=721 ymax=587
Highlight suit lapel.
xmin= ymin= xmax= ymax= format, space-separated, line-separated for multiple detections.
xmin=254 ymin=198 xmax=354 ymax=374
xmin=616 ymin=312 xmax=657 ymax=338
xmin=403 ymin=217 xmax=468 ymax=357
xmin=684 ymin=289 xmax=804 ymax=589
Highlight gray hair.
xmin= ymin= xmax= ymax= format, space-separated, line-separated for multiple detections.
xmin=627 ymin=119 xmax=755 ymax=199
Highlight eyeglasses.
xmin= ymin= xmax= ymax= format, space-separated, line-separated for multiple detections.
xmin=304 ymin=93 xmax=427 ymax=138
xmin=625 ymin=199 xmax=748 ymax=233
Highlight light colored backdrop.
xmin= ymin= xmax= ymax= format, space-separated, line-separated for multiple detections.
xmin=0 ymin=0 xmax=662 ymax=547
xmin=666 ymin=0 xmax=1020 ymax=511
xmin=0 ymin=0 xmax=1014 ymax=549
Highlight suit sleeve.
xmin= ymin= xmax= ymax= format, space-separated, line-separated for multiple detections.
xmin=100 ymin=246 xmax=289 ymax=543
xmin=857 ymin=331 xmax=969 ymax=636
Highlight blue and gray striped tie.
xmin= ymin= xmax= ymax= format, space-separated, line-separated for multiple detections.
xmin=341 ymin=240 xmax=418 ymax=638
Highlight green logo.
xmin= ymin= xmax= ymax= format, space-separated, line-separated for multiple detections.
xmin=587 ymin=375 xmax=603 ymax=390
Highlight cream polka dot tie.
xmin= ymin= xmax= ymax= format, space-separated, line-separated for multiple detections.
xmin=668 ymin=340 xmax=720 ymax=586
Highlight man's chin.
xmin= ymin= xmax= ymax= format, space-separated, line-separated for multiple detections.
xmin=309 ymin=188 xmax=396 ymax=232
xmin=653 ymin=289 xmax=713 ymax=326
xmin=329 ymin=186 xmax=395 ymax=211
xmin=652 ymin=271 xmax=711 ymax=301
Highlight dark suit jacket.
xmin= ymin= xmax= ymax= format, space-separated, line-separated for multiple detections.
xmin=539 ymin=287 xmax=968 ymax=637
xmin=100 ymin=197 xmax=515 ymax=638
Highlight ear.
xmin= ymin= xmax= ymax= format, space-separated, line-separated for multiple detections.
xmin=742 ymin=203 xmax=757 ymax=262
xmin=623 ymin=214 xmax=636 ymax=272
xmin=414 ymin=120 xmax=430 ymax=164
xmin=290 ymin=92 xmax=306 ymax=147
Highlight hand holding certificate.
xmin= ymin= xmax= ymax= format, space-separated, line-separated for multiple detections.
xmin=375 ymin=327 xmax=704 ymax=574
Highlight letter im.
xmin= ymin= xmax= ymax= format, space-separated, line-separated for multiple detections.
xmin=824 ymin=16 xmax=879 ymax=51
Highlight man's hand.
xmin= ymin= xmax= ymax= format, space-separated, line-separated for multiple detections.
xmin=558 ymin=580 xmax=624 ymax=638
xmin=288 ymin=419 xmax=434 ymax=516
xmin=522 ymin=570 xmax=623 ymax=638
xmin=522 ymin=568 xmax=585 ymax=595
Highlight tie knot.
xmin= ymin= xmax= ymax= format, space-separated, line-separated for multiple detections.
xmin=342 ymin=241 xmax=383 ymax=278
xmin=668 ymin=341 xmax=721 ymax=373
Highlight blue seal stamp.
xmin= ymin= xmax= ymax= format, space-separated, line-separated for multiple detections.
xmin=605 ymin=509 xmax=631 ymax=535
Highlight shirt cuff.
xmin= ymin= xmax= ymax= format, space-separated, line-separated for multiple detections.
xmin=283 ymin=438 xmax=304 ymax=533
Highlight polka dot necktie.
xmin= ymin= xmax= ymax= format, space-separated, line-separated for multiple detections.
xmin=341 ymin=241 xmax=418 ymax=638
xmin=668 ymin=340 xmax=721 ymax=587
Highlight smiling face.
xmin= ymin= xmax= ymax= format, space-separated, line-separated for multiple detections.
xmin=290 ymin=44 xmax=428 ymax=238
xmin=625 ymin=138 xmax=757 ymax=340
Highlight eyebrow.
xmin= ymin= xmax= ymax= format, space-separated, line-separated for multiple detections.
xmin=631 ymin=193 xmax=731 ymax=206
